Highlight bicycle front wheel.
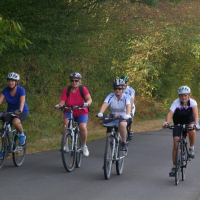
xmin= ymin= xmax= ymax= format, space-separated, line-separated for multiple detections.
xmin=116 ymin=140 xmax=125 ymax=175
xmin=175 ymin=142 xmax=181 ymax=185
xmin=12 ymin=132 xmax=27 ymax=167
xmin=0 ymin=134 xmax=7 ymax=170
xmin=76 ymin=131 xmax=82 ymax=168
xmin=181 ymin=143 xmax=187 ymax=181
xmin=104 ymin=137 xmax=114 ymax=180
xmin=61 ymin=130 xmax=76 ymax=172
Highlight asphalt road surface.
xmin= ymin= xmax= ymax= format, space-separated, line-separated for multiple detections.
xmin=0 ymin=128 xmax=200 ymax=200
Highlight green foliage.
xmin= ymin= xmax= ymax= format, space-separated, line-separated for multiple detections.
xmin=1 ymin=0 xmax=200 ymax=151
xmin=0 ymin=17 xmax=32 ymax=53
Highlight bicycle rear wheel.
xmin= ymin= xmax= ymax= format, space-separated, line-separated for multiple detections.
xmin=0 ymin=134 xmax=7 ymax=170
xmin=61 ymin=130 xmax=76 ymax=172
xmin=116 ymin=140 xmax=125 ymax=175
xmin=12 ymin=132 xmax=27 ymax=167
xmin=104 ymin=137 xmax=114 ymax=180
xmin=175 ymin=142 xmax=181 ymax=185
xmin=76 ymin=131 xmax=82 ymax=168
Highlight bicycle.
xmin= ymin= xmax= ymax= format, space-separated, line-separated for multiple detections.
xmin=98 ymin=114 xmax=129 ymax=180
xmin=0 ymin=112 xmax=27 ymax=170
xmin=58 ymin=105 xmax=84 ymax=172
xmin=167 ymin=124 xmax=194 ymax=185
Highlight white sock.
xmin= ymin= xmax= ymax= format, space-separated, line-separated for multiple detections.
xmin=189 ymin=146 xmax=194 ymax=150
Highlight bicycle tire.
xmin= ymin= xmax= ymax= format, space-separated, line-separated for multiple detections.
xmin=181 ymin=142 xmax=187 ymax=181
xmin=104 ymin=137 xmax=114 ymax=180
xmin=175 ymin=142 xmax=181 ymax=185
xmin=76 ymin=130 xmax=82 ymax=168
xmin=12 ymin=132 xmax=27 ymax=167
xmin=116 ymin=140 xmax=125 ymax=175
xmin=0 ymin=134 xmax=7 ymax=170
xmin=61 ymin=130 xmax=76 ymax=172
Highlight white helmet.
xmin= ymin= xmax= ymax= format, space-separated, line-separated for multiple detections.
xmin=178 ymin=86 xmax=191 ymax=94
xmin=113 ymin=79 xmax=125 ymax=88
xmin=6 ymin=72 xmax=20 ymax=81
xmin=69 ymin=72 xmax=82 ymax=80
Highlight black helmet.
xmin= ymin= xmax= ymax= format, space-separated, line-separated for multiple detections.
xmin=120 ymin=75 xmax=129 ymax=83
xmin=113 ymin=79 xmax=125 ymax=88
xmin=69 ymin=72 xmax=82 ymax=80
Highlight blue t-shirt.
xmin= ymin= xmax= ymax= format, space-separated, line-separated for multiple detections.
xmin=1 ymin=85 xmax=29 ymax=114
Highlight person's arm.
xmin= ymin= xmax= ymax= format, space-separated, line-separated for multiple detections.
xmin=192 ymin=105 xmax=199 ymax=124
xmin=84 ymin=94 xmax=92 ymax=105
xmin=14 ymin=95 xmax=25 ymax=114
xmin=126 ymin=104 xmax=131 ymax=115
xmin=99 ymin=102 xmax=109 ymax=113
xmin=0 ymin=93 xmax=5 ymax=105
xmin=163 ymin=110 xmax=174 ymax=127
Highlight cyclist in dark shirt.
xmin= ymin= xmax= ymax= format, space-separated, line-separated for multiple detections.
xmin=162 ymin=86 xmax=199 ymax=177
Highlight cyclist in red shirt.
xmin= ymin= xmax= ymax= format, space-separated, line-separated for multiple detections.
xmin=56 ymin=72 xmax=92 ymax=156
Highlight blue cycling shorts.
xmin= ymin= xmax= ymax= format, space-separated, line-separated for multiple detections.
xmin=64 ymin=113 xmax=88 ymax=125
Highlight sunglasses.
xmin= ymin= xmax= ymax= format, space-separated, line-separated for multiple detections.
xmin=71 ymin=80 xmax=79 ymax=83
xmin=114 ymin=88 xmax=123 ymax=90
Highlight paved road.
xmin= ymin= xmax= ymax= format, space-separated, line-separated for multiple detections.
xmin=0 ymin=129 xmax=200 ymax=200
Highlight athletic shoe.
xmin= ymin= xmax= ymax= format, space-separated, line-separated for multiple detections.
xmin=169 ymin=167 xmax=176 ymax=177
xmin=63 ymin=145 xmax=69 ymax=152
xmin=18 ymin=134 xmax=26 ymax=146
xmin=121 ymin=142 xmax=128 ymax=151
xmin=82 ymin=146 xmax=89 ymax=156
xmin=189 ymin=148 xmax=195 ymax=158
xmin=127 ymin=131 xmax=133 ymax=141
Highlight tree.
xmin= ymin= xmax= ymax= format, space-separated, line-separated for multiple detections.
xmin=0 ymin=17 xmax=31 ymax=54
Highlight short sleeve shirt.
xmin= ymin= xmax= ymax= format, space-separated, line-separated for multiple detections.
xmin=124 ymin=86 xmax=135 ymax=99
xmin=60 ymin=86 xmax=89 ymax=117
xmin=104 ymin=92 xmax=131 ymax=117
xmin=170 ymin=98 xmax=197 ymax=124
xmin=1 ymin=85 xmax=29 ymax=114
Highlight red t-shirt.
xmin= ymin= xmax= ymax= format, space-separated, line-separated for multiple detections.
xmin=60 ymin=86 xmax=89 ymax=117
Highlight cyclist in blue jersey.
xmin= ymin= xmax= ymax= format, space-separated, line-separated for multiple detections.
xmin=97 ymin=79 xmax=131 ymax=151
xmin=120 ymin=75 xmax=135 ymax=141
xmin=162 ymin=86 xmax=199 ymax=177
xmin=0 ymin=72 xmax=29 ymax=150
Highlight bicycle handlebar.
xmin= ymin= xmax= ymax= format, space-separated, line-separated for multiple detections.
xmin=55 ymin=104 xmax=86 ymax=111
xmin=166 ymin=124 xmax=195 ymax=131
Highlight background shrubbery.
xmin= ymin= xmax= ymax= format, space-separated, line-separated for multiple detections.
xmin=1 ymin=0 xmax=200 ymax=152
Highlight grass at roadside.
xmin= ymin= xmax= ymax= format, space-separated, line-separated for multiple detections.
xmin=26 ymin=118 xmax=168 ymax=154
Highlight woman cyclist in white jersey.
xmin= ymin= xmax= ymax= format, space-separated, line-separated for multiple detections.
xmin=162 ymin=86 xmax=199 ymax=177
xmin=97 ymin=79 xmax=131 ymax=151
xmin=120 ymin=75 xmax=135 ymax=140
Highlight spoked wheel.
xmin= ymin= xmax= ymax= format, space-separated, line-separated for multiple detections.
xmin=12 ymin=132 xmax=27 ymax=167
xmin=116 ymin=140 xmax=125 ymax=175
xmin=0 ymin=135 xmax=7 ymax=170
xmin=76 ymin=131 xmax=82 ymax=168
xmin=181 ymin=144 xmax=187 ymax=181
xmin=61 ymin=131 xmax=76 ymax=172
xmin=104 ymin=137 xmax=114 ymax=180
xmin=175 ymin=142 xmax=181 ymax=185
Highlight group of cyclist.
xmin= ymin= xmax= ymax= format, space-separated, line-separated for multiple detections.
xmin=0 ymin=72 xmax=199 ymax=178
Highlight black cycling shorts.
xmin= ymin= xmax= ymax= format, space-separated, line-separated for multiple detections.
xmin=3 ymin=112 xmax=28 ymax=125
xmin=173 ymin=121 xmax=194 ymax=137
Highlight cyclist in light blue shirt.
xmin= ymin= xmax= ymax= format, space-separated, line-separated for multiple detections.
xmin=97 ymin=79 xmax=131 ymax=151
xmin=0 ymin=72 xmax=28 ymax=150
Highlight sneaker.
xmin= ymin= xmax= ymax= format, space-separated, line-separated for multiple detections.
xmin=63 ymin=145 xmax=69 ymax=152
xmin=121 ymin=142 xmax=128 ymax=151
xmin=189 ymin=148 xmax=195 ymax=158
xmin=169 ymin=167 xmax=176 ymax=177
xmin=82 ymin=146 xmax=89 ymax=156
xmin=18 ymin=134 xmax=26 ymax=146
xmin=128 ymin=131 xmax=133 ymax=141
